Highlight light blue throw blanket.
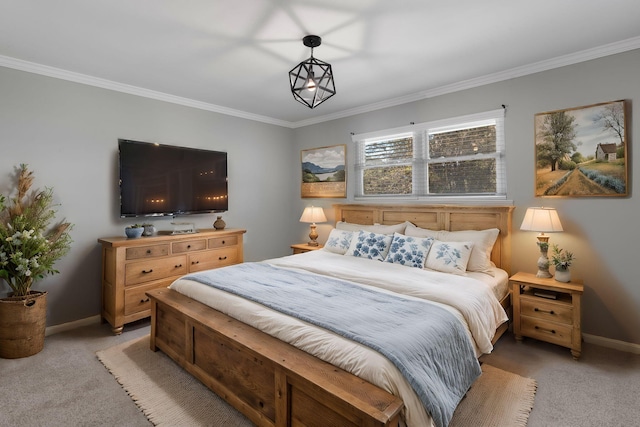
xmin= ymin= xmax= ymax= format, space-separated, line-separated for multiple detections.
xmin=184 ymin=262 xmax=481 ymax=427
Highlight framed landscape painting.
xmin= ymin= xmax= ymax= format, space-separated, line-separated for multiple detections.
xmin=301 ymin=144 xmax=346 ymax=198
xmin=534 ymin=100 xmax=628 ymax=197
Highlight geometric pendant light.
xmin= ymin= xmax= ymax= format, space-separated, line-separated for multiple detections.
xmin=289 ymin=35 xmax=336 ymax=109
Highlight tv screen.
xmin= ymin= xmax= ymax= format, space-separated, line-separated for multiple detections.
xmin=118 ymin=139 xmax=228 ymax=217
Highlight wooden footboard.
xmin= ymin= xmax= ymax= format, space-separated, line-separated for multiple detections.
xmin=147 ymin=288 xmax=403 ymax=427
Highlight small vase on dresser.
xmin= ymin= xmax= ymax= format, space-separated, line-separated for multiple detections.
xmin=213 ymin=216 xmax=226 ymax=230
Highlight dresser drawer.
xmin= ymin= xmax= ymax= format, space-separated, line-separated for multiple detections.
xmin=126 ymin=244 xmax=169 ymax=260
xmin=124 ymin=281 xmax=172 ymax=316
xmin=209 ymin=235 xmax=238 ymax=248
xmin=520 ymin=295 xmax=573 ymax=325
xmin=125 ymin=255 xmax=188 ymax=286
xmin=521 ymin=316 xmax=573 ymax=348
xmin=172 ymin=239 xmax=207 ymax=253
xmin=189 ymin=247 xmax=239 ymax=272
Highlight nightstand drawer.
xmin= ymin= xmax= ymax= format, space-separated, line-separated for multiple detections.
xmin=521 ymin=316 xmax=572 ymax=348
xmin=520 ymin=296 xmax=573 ymax=325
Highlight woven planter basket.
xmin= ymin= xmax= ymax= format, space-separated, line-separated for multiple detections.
xmin=0 ymin=291 xmax=47 ymax=359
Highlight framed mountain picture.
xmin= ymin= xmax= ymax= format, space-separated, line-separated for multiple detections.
xmin=301 ymin=144 xmax=346 ymax=198
xmin=535 ymin=100 xmax=628 ymax=197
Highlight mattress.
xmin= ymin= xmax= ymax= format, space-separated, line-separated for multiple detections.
xmin=170 ymin=250 xmax=508 ymax=427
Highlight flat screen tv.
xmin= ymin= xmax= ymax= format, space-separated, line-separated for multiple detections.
xmin=118 ymin=139 xmax=228 ymax=217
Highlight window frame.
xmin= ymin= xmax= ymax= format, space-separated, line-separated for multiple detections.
xmin=352 ymin=109 xmax=506 ymax=201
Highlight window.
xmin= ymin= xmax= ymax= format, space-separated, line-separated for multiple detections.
xmin=353 ymin=109 xmax=506 ymax=199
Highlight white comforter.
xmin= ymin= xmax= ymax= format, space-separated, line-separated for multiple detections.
xmin=170 ymin=250 xmax=508 ymax=427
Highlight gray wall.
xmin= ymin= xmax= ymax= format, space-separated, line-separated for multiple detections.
xmin=293 ymin=49 xmax=640 ymax=347
xmin=2 ymin=47 xmax=639 ymax=347
xmin=0 ymin=66 xmax=299 ymax=326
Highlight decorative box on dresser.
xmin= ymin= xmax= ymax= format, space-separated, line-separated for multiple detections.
xmin=98 ymin=228 xmax=246 ymax=334
xmin=510 ymin=271 xmax=583 ymax=359
xmin=290 ymin=243 xmax=324 ymax=254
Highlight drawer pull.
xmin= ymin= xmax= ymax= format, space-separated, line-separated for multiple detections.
xmin=222 ymin=240 xmax=225 ymax=244
xmin=535 ymin=326 xmax=556 ymax=334
xmin=534 ymin=308 xmax=555 ymax=315
xmin=187 ymin=244 xmax=191 ymax=249
xmin=192 ymin=260 xmax=199 ymax=265
xmin=219 ymin=256 xmax=228 ymax=261
xmin=175 ymin=264 xmax=183 ymax=268
xmin=140 ymin=298 xmax=150 ymax=304
xmin=141 ymin=269 xmax=153 ymax=274
xmin=146 ymin=249 xmax=152 ymax=254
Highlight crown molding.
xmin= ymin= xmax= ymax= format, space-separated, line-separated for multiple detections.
xmin=0 ymin=55 xmax=292 ymax=128
xmin=290 ymin=35 xmax=640 ymax=128
xmin=2 ymin=35 xmax=640 ymax=130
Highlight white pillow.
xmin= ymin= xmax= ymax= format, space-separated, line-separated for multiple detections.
xmin=384 ymin=233 xmax=435 ymax=268
xmin=436 ymin=229 xmax=499 ymax=275
xmin=404 ymin=222 xmax=439 ymax=239
xmin=345 ymin=230 xmax=393 ymax=261
xmin=336 ymin=221 xmax=409 ymax=235
xmin=425 ymin=240 xmax=474 ymax=275
xmin=405 ymin=224 xmax=499 ymax=275
xmin=323 ymin=229 xmax=354 ymax=255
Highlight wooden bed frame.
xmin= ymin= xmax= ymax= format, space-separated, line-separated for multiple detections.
xmin=147 ymin=204 xmax=514 ymax=427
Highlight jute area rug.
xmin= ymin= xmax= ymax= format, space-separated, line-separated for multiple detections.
xmin=97 ymin=336 xmax=536 ymax=427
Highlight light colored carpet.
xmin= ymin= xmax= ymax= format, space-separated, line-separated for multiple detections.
xmin=97 ymin=335 xmax=536 ymax=427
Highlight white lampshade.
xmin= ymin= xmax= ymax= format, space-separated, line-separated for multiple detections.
xmin=299 ymin=206 xmax=327 ymax=224
xmin=520 ymin=207 xmax=563 ymax=232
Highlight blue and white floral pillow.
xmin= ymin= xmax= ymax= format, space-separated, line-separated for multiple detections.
xmin=384 ymin=233 xmax=435 ymax=268
xmin=345 ymin=230 xmax=393 ymax=261
xmin=425 ymin=240 xmax=474 ymax=275
xmin=323 ymin=229 xmax=354 ymax=255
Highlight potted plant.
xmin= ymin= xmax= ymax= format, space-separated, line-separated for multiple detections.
xmin=125 ymin=224 xmax=144 ymax=238
xmin=551 ymin=244 xmax=574 ymax=283
xmin=0 ymin=164 xmax=73 ymax=358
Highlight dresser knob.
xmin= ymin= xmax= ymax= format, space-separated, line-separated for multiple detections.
xmin=142 ymin=269 xmax=153 ymax=274
xmin=219 ymin=256 xmax=227 ymax=261
xmin=140 ymin=298 xmax=150 ymax=303
xmin=222 ymin=240 xmax=225 ymax=244
xmin=175 ymin=264 xmax=183 ymax=268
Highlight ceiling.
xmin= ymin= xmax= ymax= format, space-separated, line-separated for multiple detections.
xmin=2 ymin=0 xmax=640 ymax=128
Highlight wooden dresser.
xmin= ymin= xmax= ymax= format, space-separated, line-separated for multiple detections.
xmin=98 ymin=228 xmax=245 ymax=334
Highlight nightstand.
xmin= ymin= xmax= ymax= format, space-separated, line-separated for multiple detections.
xmin=510 ymin=271 xmax=583 ymax=360
xmin=291 ymin=243 xmax=324 ymax=254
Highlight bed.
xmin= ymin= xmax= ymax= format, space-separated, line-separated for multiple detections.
xmin=147 ymin=204 xmax=514 ymax=427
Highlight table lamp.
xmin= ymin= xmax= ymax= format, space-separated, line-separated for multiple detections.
xmin=520 ymin=207 xmax=563 ymax=278
xmin=299 ymin=206 xmax=327 ymax=246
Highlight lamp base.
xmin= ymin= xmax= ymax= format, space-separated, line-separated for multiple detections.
xmin=535 ymin=239 xmax=552 ymax=278
xmin=307 ymin=223 xmax=319 ymax=247
xmin=536 ymin=269 xmax=552 ymax=279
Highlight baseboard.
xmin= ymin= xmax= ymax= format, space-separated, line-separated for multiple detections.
xmin=583 ymin=333 xmax=640 ymax=355
xmin=44 ymin=316 xmax=640 ymax=354
xmin=45 ymin=315 xmax=102 ymax=336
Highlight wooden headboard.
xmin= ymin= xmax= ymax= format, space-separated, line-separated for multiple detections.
xmin=333 ymin=204 xmax=514 ymax=275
